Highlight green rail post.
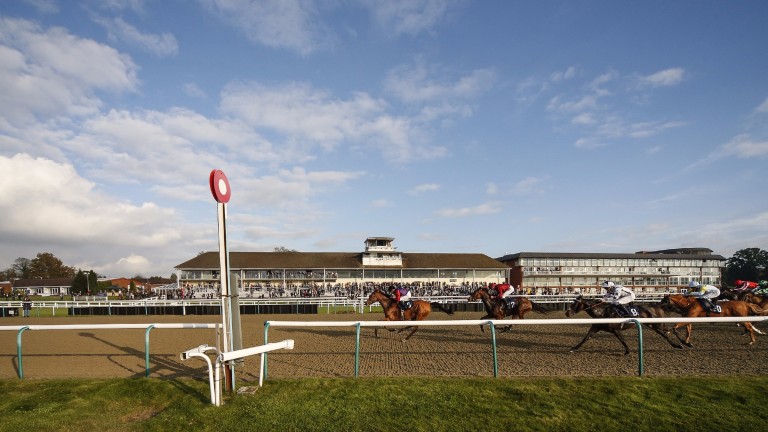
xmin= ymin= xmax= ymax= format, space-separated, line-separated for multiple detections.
xmin=16 ymin=326 xmax=30 ymax=379
xmin=631 ymin=319 xmax=644 ymax=376
xmin=263 ymin=322 xmax=271 ymax=379
xmin=354 ymin=322 xmax=361 ymax=378
xmin=490 ymin=321 xmax=498 ymax=378
xmin=144 ymin=325 xmax=155 ymax=377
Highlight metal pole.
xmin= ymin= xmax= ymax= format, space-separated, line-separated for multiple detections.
xmin=262 ymin=322 xmax=270 ymax=380
xmin=145 ymin=324 xmax=155 ymax=377
xmin=355 ymin=322 xmax=361 ymax=378
xmin=490 ymin=321 xmax=498 ymax=378
xmin=16 ymin=326 xmax=29 ymax=379
xmin=631 ymin=319 xmax=644 ymax=376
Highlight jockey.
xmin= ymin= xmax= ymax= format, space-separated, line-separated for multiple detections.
xmin=733 ymin=279 xmax=759 ymax=292
xmin=754 ymin=280 xmax=768 ymax=296
xmin=686 ymin=281 xmax=720 ymax=312
xmin=601 ymin=281 xmax=635 ymax=317
xmin=391 ymin=285 xmax=412 ymax=320
xmin=495 ymin=282 xmax=515 ymax=309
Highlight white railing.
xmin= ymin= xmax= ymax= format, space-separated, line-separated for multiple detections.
xmin=263 ymin=316 xmax=768 ymax=379
xmin=1 ymin=293 xmax=677 ymax=317
xmin=2 ymin=322 xmax=220 ymax=379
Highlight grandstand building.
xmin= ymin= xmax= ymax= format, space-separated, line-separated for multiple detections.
xmin=496 ymin=248 xmax=726 ymax=294
xmin=175 ymin=237 xmax=509 ymax=297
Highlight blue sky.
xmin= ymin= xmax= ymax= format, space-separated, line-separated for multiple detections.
xmin=1 ymin=0 xmax=767 ymax=278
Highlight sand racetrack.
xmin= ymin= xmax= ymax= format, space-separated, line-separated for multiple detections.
xmin=2 ymin=311 xmax=767 ymax=381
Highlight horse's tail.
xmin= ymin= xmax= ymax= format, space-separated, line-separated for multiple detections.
xmin=430 ymin=302 xmax=454 ymax=315
xmin=529 ymin=300 xmax=550 ymax=314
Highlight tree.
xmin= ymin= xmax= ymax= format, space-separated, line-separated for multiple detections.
xmin=11 ymin=257 xmax=32 ymax=279
xmin=725 ymin=248 xmax=768 ymax=285
xmin=88 ymin=270 xmax=98 ymax=294
xmin=71 ymin=270 xmax=88 ymax=295
xmin=274 ymin=246 xmax=297 ymax=252
xmin=28 ymin=253 xmax=76 ymax=279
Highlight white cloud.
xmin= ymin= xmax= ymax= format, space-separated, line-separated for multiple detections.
xmin=550 ymin=66 xmax=577 ymax=82
xmin=408 ymin=183 xmax=440 ymax=194
xmin=201 ymin=0 xmax=334 ymax=55
xmin=24 ymin=0 xmax=59 ymax=13
xmin=756 ymin=97 xmax=768 ymax=113
xmin=435 ymin=201 xmax=501 ymax=218
xmin=363 ymin=0 xmax=461 ymax=36
xmin=370 ymin=198 xmax=392 ymax=208
xmin=485 ymin=182 xmax=498 ymax=195
xmin=220 ymin=80 xmax=447 ymax=163
xmin=639 ymin=67 xmax=685 ymax=87
xmin=384 ymin=61 xmax=496 ymax=104
xmin=719 ymin=134 xmax=768 ymax=158
xmin=98 ymin=17 xmax=179 ymax=57
xmin=0 ymin=17 xmax=138 ymax=124
xmin=183 ymin=83 xmax=207 ymax=98
xmin=0 ymin=154 xmax=189 ymax=277
xmin=512 ymin=176 xmax=545 ymax=195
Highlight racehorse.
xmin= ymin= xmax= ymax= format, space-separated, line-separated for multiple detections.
xmin=661 ymin=294 xmax=768 ymax=346
xmin=364 ymin=288 xmax=454 ymax=341
xmin=566 ymin=295 xmax=684 ymax=355
xmin=744 ymin=292 xmax=768 ymax=308
xmin=716 ymin=289 xmax=748 ymax=302
xmin=467 ymin=287 xmax=548 ymax=332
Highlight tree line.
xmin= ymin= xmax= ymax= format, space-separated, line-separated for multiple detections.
xmin=2 ymin=248 xmax=766 ymax=291
xmin=0 ymin=252 xmax=174 ymax=295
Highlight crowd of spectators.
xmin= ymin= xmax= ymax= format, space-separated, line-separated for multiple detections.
xmin=162 ymin=281 xmax=613 ymax=300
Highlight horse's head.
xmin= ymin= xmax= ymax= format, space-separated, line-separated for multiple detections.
xmin=467 ymin=287 xmax=488 ymax=301
xmin=365 ymin=289 xmax=383 ymax=306
xmin=664 ymin=294 xmax=691 ymax=309
xmin=565 ymin=295 xmax=586 ymax=317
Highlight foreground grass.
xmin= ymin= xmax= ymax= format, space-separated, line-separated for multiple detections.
xmin=1 ymin=376 xmax=767 ymax=432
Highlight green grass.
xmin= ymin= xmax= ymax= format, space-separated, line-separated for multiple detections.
xmin=1 ymin=376 xmax=767 ymax=432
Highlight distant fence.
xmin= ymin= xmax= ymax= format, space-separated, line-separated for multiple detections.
xmin=0 ymin=293 xmax=671 ymax=317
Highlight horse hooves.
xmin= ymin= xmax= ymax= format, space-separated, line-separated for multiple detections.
xmin=673 ymin=345 xmax=684 ymax=350
xmin=684 ymin=342 xmax=693 ymax=348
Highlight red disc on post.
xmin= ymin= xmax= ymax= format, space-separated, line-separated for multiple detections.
xmin=209 ymin=169 xmax=231 ymax=203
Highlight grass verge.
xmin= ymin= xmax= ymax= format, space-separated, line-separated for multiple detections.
xmin=1 ymin=376 xmax=767 ymax=432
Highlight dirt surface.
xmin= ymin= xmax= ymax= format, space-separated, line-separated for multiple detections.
xmin=2 ymin=311 xmax=767 ymax=381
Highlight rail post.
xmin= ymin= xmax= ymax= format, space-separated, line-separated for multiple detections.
xmin=354 ymin=322 xmax=362 ymax=378
xmin=630 ymin=318 xmax=644 ymax=376
xmin=144 ymin=324 xmax=155 ymax=377
xmin=262 ymin=322 xmax=271 ymax=379
xmin=16 ymin=326 xmax=30 ymax=379
xmin=489 ymin=321 xmax=498 ymax=378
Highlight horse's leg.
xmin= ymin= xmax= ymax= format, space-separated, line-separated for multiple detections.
xmin=671 ymin=323 xmax=693 ymax=347
xmin=647 ymin=324 xmax=683 ymax=349
xmin=611 ymin=330 xmax=631 ymax=355
xmin=395 ymin=310 xmax=411 ymax=334
xmin=744 ymin=322 xmax=757 ymax=345
xmin=570 ymin=326 xmax=598 ymax=352
xmin=402 ymin=326 xmax=418 ymax=341
xmin=684 ymin=323 xmax=693 ymax=345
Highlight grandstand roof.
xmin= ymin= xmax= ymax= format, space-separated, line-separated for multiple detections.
xmin=175 ymin=251 xmax=509 ymax=270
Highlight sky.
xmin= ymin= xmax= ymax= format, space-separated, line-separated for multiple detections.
xmin=1 ymin=0 xmax=767 ymax=279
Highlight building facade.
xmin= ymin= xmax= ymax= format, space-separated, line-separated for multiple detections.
xmin=497 ymin=248 xmax=725 ymax=295
xmin=175 ymin=237 xmax=509 ymax=297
